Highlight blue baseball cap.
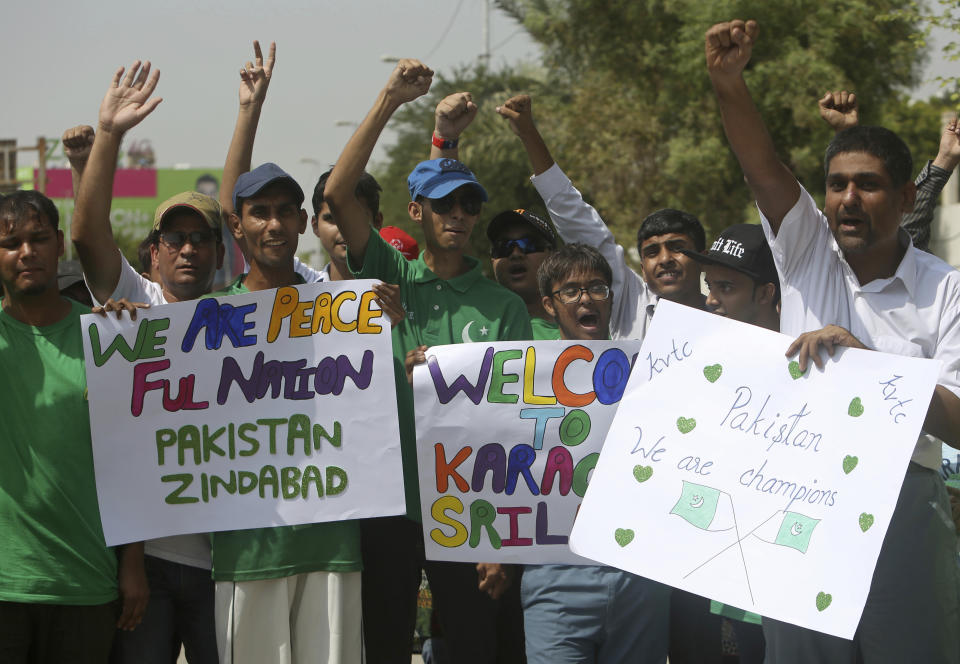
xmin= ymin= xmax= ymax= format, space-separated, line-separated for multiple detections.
xmin=407 ymin=158 xmax=489 ymax=202
xmin=233 ymin=163 xmax=305 ymax=213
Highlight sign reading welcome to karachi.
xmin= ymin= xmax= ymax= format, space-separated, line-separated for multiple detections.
xmin=414 ymin=340 xmax=642 ymax=564
xmin=82 ymin=280 xmax=404 ymax=546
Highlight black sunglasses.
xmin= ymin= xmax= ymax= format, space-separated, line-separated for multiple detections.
xmin=490 ymin=236 xmax=548 ymax=259
xmin=159 ymin=230 xmax=216 ymax=249
xmin=428 ymin=191 xmax=483 ymax=216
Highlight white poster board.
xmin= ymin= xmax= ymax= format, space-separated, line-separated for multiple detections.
xmin=570 ymin=300 xmax=940 ymax=638
xmin=414 ymin=340 xmax=640 ymax=564
xmin=82 ymin=279 xmax=404 ymax=545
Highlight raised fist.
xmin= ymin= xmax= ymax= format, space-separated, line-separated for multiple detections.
xmin=435 ymin=92 xmax=478 ymax=140
xmin=495 ymin=94 xmax=536 ymax=138
xmin=705 ymin=20 xmax=758 ymax=78
xmin=818 ymin=91 xmax=859 ymax=132
xmin=62 ymin=125 xmax=95 ymax=167
xmin=384 ymin=59 xmax=433 ymax=106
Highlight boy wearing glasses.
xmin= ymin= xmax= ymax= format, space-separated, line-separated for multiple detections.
xmin=488 ymin=208 xmax=560 ymax=340
xmin=519 ymin=243 xmax=672 ymax=664
xmin=324 ymin=59 xmax=531 ymax=664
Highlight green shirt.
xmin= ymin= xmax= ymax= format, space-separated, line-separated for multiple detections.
xmin=0 ymin=300 xmax=118 ymax=604
xmin=531 ymin=317 xmax=561 ymax=341
xmin=350 ymin=231 xmax=533 ymax=521
xmin=205 ymin=275 xmax=362 ymax=581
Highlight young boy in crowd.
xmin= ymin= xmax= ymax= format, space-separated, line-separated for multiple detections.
xmin=488 ymin=208 xmax=560 ymax=339
xmin=324 ymin=59 xmax=531 ymax=664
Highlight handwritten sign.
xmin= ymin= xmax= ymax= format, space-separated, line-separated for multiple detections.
xmin=414 ymin=340 xmax=641 ymax=564
xmin=570 ymin=300 xmax=940 ymax=639
xmin=82 ymin=280 xmax=404 ymax=546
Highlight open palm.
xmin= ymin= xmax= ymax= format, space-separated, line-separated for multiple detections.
xmin=98 ymin=61 xmax=162 ymax=134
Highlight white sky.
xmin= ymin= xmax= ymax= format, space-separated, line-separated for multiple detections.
xmin=7 ymin=2 xmax=954 ymax=253
xmin=6 ymin=0 xmax=540 ymax=191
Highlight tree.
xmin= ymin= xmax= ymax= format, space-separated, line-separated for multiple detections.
xmin=375 ymin=1 xmax=945 ymax=269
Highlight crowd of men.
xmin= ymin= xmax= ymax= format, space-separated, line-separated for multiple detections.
xmin=2 ymin=17 xmax=960 ymax=664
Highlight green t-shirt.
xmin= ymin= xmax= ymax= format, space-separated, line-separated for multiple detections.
xmin=531 ymin=316 xmax=560 ymax=341
xmin=205 ymin=274 xmax=362 ymax=581
xmin=349 ymin=231 xmax=533 ymax=521
xmin=0 ymin=299 xmax=118 ymax=604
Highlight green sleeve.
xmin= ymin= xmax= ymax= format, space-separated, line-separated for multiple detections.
xmin=347 ymin=228 xmax=408 ymax=284
xmin=502 ymin=297 xmax=533 ymax=341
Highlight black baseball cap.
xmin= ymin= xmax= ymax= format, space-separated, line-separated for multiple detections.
xmin=681 ymin=224 xmax=778 ymax=285
xmin=486 ymin=209 xmax=559 ymax=249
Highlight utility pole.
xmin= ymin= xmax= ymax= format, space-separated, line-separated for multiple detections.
xmin=481 ymin=0 xmax=491 ymax=62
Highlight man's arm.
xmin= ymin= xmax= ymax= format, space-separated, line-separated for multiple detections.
xmin=325 ymin=59 xmax=433 ymax=264
xmin=62 ymin=125 xmax=95 ymax=197
xmin=495 ymin=94 xmax=554 ymax=176
xmin=429 ymin=92 xmax=477 ymax=160
xmin=706 ymin=20 xmax=799 ymax=232
xmin=72 ymin=61 xmax=162 ymax=305
xmin=903 ymin=118 xmax=960 ymax=252
xmin=926 ymin=386 xmax=960 ymax=449
xmin=220 ymin=41 xmax=276 ymax=218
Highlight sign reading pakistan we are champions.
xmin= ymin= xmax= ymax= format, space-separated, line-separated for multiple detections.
xmin=82 ymin=280 xmax=404 ymax=546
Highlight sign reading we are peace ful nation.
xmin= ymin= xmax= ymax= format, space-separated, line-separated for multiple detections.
xmin=570 ymin=300 xmax=941 ymax=639
xmin=82 ymin=280 xmax=404 ymax=546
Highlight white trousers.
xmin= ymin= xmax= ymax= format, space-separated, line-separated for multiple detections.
xmin=215 ymin=571 xmax=363 ymax=664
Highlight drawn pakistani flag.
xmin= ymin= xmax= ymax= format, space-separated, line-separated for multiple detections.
xmin=772 ymin=511 xmax=819 ymax=553
xmin=670 ymin=481 xmax=735 ymax=531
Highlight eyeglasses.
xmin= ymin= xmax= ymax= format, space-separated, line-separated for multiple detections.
xmin=428 ymin=191 xmax=483 ymax=216
xmin=551 ymin=283 xmax=611 ymax=305
xmin=159 ymin=230 xmax=216 ymax=249
xmin=490 ymin=236 xmax=548 ymax=259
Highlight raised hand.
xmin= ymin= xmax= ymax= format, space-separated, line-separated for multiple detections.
xmin=239 ymin=40 xmax=276 ymax=108
xmin=62 ymin=125 xmax=95 ymax=169
xmin=383 ymin=59 xmax=433 ymax=106
xmin=934 ymin=117 xmax=960 ymax=171
xmin=495 ymin=94 xmax=536 ymax=139
xmin=435 ymin=92 xmax=478 ymax=140
xmin=705 ymin=20 xmax=758 ymax=79
xmin=818 ymin=90 xmax=859 ymax=132
xmin=98 ymin=61 xmax=162 ymax=135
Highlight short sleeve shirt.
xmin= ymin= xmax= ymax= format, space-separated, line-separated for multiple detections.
xmin=760 ymin=185 xmax=960 ymax=469
xmin=204 ymin=274 xmax=362 ymax=581
xmin=349 ymin=231 xmax=533 ymax=520
xmin=87 ymin=251 xmax=165 ymax=307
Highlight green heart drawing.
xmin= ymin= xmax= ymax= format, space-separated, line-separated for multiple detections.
xmin=703 ymin=364 xmax=723 ymax=383
xmin=848 ymin=397 xmax=864 ymax=417
xmin=859 ymin=513 xmax=874 ymax=532
xmin=842 ymin=455 xmax=858 ymax=474
xmin=788 ymin=361 xmax=804 ymax=380
xmin=677 ymin=417 xmax=697 ymax=434
xmin=633 ymin=465 xmax=654 ymax=483
xmin=816 ymin=592 xmax=832 ymax=612
xmin=615 ymin=528 xmax=635 ymax=547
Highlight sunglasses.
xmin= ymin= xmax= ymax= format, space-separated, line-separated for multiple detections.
xmin=427 ymin=191 xmax=483 ymax=216
xmin=551 ymin=283 xmax=611 ymax=305
xmin=490 ymin=236 xmax=548 ymax=259
xmin=159 ymin=230 xmax=216 ymax=249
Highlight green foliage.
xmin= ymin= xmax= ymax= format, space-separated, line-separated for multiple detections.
xmin=881 ymin=0 xmax=960 ymax=100
xmin=375 ymin=0 xmax=946 ymax=265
